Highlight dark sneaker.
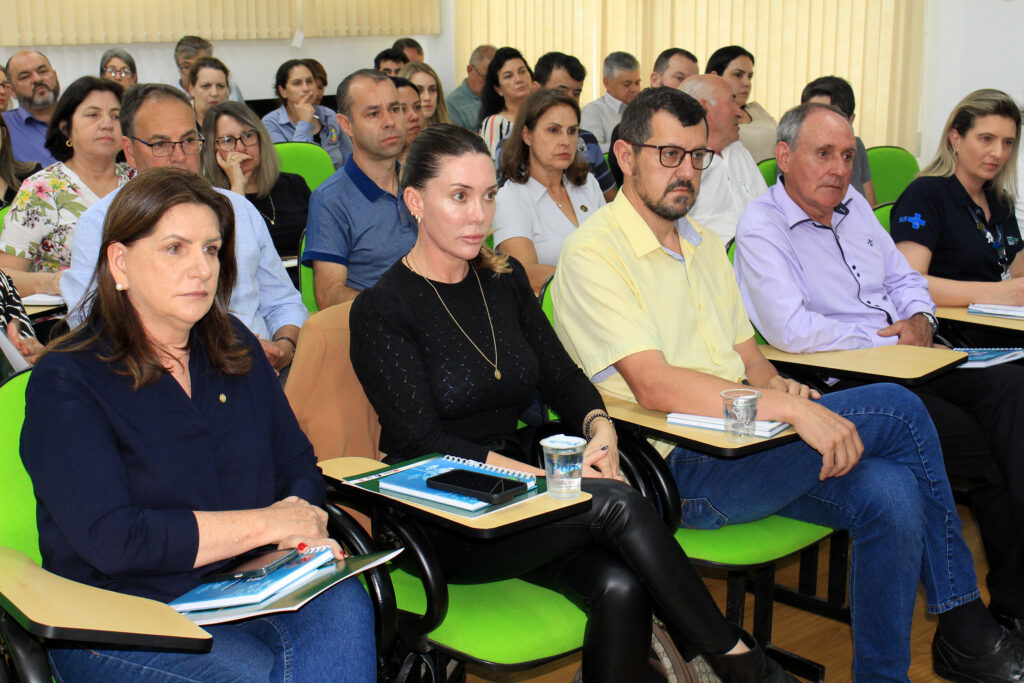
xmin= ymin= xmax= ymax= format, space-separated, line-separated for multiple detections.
xmin=933 ymin=628 xmax=1024 ymax=682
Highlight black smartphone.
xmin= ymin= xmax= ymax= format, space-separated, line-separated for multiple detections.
xmin=203 ymin=548 xmax=299 ymax=582
xmin=426 ymin=469 xmax=527 ymax=505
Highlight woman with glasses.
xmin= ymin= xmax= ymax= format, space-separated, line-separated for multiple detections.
xmin=98 ymin=48 xmax=137 ymax=88
xmin=201 ymin=102 xmax=310 ymax=260
xmin=0 ymin=76 xmax=132 ymax=296
xmin=493 ymin=90 xmax=606 ymax=292
xmin=0 ymin=66 xmax=13 ymax=112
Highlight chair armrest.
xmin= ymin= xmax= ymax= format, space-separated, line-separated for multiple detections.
xmin=760 ymin=345 xmax=966 ymax=386
xmin=0 ymin=547 xmax=210 ymax=651
xmin=618 ymin=432 xmax=682 ymax=529
xmin=325 ymin=502 xmax=398 ymax=653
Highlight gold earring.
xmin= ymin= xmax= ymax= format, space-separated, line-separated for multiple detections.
xmin=65 ymin=139 xmax=72 ymax=148
xmin=415 ymin=215 xmax=422 ymax=224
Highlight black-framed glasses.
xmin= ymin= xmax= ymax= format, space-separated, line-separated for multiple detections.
xmin=130 ymin=135 xmax=205 ymax=157
xmin=214 ymin=129 xmax=259 ymax=153
xmin=103 ymin=67 xmax=134 ymax=78
xmin=630 ymin=143 xmax=714 ymax=170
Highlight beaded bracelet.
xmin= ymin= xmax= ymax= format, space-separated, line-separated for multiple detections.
xmin=583 ymin=410 xmax=613 ymax=441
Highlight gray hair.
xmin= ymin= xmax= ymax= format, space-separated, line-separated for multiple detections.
xmin=120 ymin=83 xmax=192 ymax=138
xmin=174 ymin=36 xmax=213 ymax=62
xmin=603 ymin=51 xmax=639 ymax=79
xmin=680 ymin=76 xmax=720 ymax=106
xmin=776 ymin=102 xmax=850 ymax=150
xmin=469 ymin=45 xmax=497 ymax=68
xmin=100 ymin=48 xmax=136 ymax=77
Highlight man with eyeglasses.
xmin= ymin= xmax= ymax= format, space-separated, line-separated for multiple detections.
xmin=682 ymin=74 xmax=767 ymax=242
xmin=446 ymin=45 xmax=495 ymax=131
xmin=63 ymin=84 xmax=306 ymax=371
xmin=2 ymin=50 xmax=61 ymax=165
xmin=551 ymin=87 xmax=1016 ymax=681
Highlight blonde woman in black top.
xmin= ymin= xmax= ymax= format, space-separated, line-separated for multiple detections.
xmin=349 ymin=124 xmax=793 ymax=683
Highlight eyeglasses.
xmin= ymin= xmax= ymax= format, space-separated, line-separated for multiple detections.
xmin=630 ymin=143 xmax=715 ymax=170
xmin=103 ymin=67 xmax=134 ymax=78
xmin=214 ymin=129 xmax=259 ymax=152
xmin=130 ymin=135 xmax=205 ymax=157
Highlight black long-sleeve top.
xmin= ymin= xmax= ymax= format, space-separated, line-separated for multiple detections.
xmin=350 ymin=257 xmax=603 ymax=463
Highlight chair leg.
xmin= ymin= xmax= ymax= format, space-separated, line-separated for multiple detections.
xmin=725 ymin=571 xmax=746 ymax=626
xmin=798 ymin=543 xmax=819 ymax=596
xmin=747 ymin=566 xmax=827 ymax=683
xmin=827 ymin=531 xmax=849 ymax=608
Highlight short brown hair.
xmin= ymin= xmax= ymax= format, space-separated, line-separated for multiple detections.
xmin=54 ymin=167 xmax=251 ymax=388
xmin=499 ymin=89 xmax=588 ymax=186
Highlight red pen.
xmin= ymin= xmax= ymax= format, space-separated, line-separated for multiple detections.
xmin=296 ymin=542 xmax=308 ymax=553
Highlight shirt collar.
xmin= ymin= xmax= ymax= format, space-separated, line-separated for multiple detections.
xmin=770 ymin=181 xmax=856 ymax=231
xmin=344 ymin=155 xmax=400 ymax=202
xmin=611 ymin=192 xmax=703 ymax=259
xmin=524 ymin=174 xmax=567 ymax=205
xmin=11 ymin=106 xmax=45 ymax=126
xmin=603 ymin=92 xmax=627 ymax=113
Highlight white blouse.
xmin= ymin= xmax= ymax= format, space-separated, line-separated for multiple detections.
xmin=492 ymin=173 xmax=606 ymax=266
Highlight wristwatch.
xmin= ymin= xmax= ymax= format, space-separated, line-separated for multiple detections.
xmin=917 ymin=311 xmax=939 ymax=334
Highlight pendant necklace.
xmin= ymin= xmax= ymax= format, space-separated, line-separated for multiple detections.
xmin=405 ymin=255 xmax=501 ymax=380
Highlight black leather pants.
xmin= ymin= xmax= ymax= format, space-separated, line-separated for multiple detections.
xmin=416 ymin=478 xmax=737 ymax=683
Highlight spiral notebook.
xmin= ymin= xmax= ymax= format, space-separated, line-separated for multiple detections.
xmin=345 ymin=454 xmax=537 ymax=513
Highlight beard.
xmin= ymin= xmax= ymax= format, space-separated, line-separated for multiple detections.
xmin=636 ymin=176 xmax=696 ymax=221
xmin=27 ymin=82 xmax=58 ymax=109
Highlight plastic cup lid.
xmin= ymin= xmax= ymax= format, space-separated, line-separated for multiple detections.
xmin=539 ymin=434 xmax=587 ymax=449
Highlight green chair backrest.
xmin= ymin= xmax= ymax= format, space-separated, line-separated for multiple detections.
xmin=865 ymin=146 xmax=919 ymax=205
xmin=0 ymin=370 xmax=40 ymax=565
xmin=539 ymin=276 xmax=554 ymax=326
xmin=873 ymin=202 xmax=894 ymax=233
xmin=757 ymin=158 xmax=779 ymax=187
xmin=298 ymin=231 xmax=318 ymax=313
xmin=275 ymin=142 xmax=335 ymax=192
xmin=0 ymin=205 xmax=11 ymax=232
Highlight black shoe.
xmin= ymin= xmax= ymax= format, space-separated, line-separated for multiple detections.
xmin=991 ymin=605 xmax=1024 ymax=636
xmin=933 ymin=627 xmax=1024 ymax=682
xmin=705 ymin=629 xmax=797 ymax=683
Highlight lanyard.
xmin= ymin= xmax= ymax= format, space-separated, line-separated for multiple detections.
xmin=968 ymin=206 xmax=1010 ymax=272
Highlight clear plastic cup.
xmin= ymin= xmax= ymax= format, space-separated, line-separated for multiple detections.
xmin=539 ymin=434 xmax=586 ymax=500
xmin=721 ymin=388 xmax=761 ymax=440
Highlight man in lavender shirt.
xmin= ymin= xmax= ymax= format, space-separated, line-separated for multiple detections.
xmin=735 ymin=101 xmax=1024 ymax=645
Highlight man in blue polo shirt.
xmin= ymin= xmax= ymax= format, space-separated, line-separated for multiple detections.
xmin=3 ymin=50 xmax=60 ymax=166
xmin=302 ymin=69 xmax=415 ymax=309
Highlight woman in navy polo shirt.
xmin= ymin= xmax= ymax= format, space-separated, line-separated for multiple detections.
xmin=892 ymin=89 xmax=1023 ymax=309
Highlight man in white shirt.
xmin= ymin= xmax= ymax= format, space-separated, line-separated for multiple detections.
xmin=580 ymin=51 xmax=641 ymax=153
xmin=682 ymin=74 xmax=767 ymax=242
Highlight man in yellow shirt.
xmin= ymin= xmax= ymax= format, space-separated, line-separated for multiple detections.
xmin=551 ymin=87 xmax=1024 ymax=681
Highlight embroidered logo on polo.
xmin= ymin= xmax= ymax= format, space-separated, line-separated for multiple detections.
xmin=898 ymin=213 xmax=926 ymax=230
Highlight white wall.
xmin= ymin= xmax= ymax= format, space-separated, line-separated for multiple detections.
xmin=16 ymin=0 xmax=457 ymax=103
xmin=917 ymin=0 xmax=1024 ymax=161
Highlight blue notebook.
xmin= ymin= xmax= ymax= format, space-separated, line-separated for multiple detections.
xmin=375 ymin=455 xmax=537 ymax=511
xmin=170 ymin=545 xmax=335 ymax=612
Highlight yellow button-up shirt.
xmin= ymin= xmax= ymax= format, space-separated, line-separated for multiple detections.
xmin=553 ymin=192 xmax=754 ymax=408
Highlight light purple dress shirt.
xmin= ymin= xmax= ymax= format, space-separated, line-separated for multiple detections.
xmin=734 ymin=182 xmax=935 ymax=353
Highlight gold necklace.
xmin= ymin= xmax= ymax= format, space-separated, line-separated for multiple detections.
xmin=405 ymin=254 xmax=501 ymax=380
xmin=254 ymin=194 xmax=276 ymax=226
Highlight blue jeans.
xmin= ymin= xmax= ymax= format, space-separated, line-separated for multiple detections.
xmin=48 ymin=578 xmax=376 ymax=682
xmin=667 ymin=384 xmax=978 ymax=682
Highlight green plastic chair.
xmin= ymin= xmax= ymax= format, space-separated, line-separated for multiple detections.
xmin=757 ymin=158 xmax=779 ymax=187
xmin=298 ymin=230 xmax=318 ymax=313
xmin=865 ymin=146 xmax=919 ymax=205
xmin=0 ymin=370 xmax=39 ymax=565
xmin=873 ymin=201 xmax=895 ymax=233
xmin=0 ymin=205 xmax=11 ymax=237
xmin=0 ymin=370 xmax=212 ymax=682
xmin=274 ymin=142 xmax=335 ymax=192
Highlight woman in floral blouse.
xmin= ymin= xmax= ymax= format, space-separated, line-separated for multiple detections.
xmin=0 ymin=77 xmax=133 ymax=296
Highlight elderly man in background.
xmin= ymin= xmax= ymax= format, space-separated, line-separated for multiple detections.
xmin=446 ymin=45 xmax=496 ymax=131
xmin=580 ymin=51 xmax=642 ymax=152
xmin=682 ymin=74 xmax=767 ymax=242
